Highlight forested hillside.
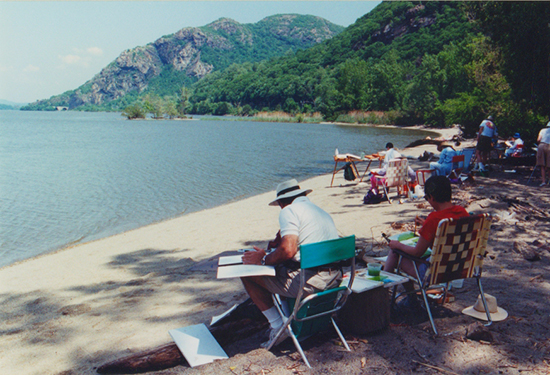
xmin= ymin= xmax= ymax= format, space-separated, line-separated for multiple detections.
xmin=190 ymin=2 xmax=474 ymax=117
xmin=22 ymin=14 xmax=343 ymax=112
xmin=188 ymin=1 xmax=549 ymax=140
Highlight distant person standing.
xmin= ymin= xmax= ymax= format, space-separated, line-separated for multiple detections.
xmin=536 ymin=120 xmax=550 ymax=186
xmin=475 ymin=115 xmax=497 ymax=172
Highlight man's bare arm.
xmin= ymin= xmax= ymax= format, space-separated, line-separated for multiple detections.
xmin=242 ymin=234 xmax=299 ymax=265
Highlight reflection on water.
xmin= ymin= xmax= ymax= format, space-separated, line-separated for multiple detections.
xmin=0 ymin=111 xmax=436 ymax=267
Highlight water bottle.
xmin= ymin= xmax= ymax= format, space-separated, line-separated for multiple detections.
xmin=335 ymin=147 xmax=339 ymax=155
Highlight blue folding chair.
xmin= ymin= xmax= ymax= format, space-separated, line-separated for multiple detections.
xmin=266 ymin=235 xmax=356 ymax=368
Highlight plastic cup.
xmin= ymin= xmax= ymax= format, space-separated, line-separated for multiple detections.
xmin=367 ymin=263 xmax=382 ymax=276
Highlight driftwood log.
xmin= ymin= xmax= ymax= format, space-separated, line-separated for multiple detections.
xmin=405 ymin=138 xmax=446 ymax=149
xmin=97 ymin=299 xmax=267 ymax=374
xmin=97 ymin=318 xmax=268 ymax=374
xmin=97 ymin=282 xmax=395 ymax=373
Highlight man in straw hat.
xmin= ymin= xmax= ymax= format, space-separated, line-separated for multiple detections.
xmin=383 ymin=176 xmax=469 ymax=310
xmin=241 ymin=179 xmax=341 ymax=347
xmin=536 ymin=119 xmax=550 ymax=186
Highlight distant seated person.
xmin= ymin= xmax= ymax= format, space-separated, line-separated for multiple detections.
xmin=383 ymin=176 xmax=469 ymax=309
xmin=504 ymin=133 xmax=524 ymax=157
xmin=370 ymin=142 xmax=416 ymax=195
xmin=240 ymin=179 xmax=342 ymax=348
xmin=429 ymin=143 xmax=457 ymax=176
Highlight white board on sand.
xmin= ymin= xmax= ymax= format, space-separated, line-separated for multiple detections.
xmin=169 ymin=324 xmax=228 ymax=367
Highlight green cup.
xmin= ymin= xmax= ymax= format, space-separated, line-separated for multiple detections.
xmin=367 ymin=263 xmax=381 ymax=276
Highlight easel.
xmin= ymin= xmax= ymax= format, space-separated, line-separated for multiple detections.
xmin=330 ymin=154 xmax=383 ymax=187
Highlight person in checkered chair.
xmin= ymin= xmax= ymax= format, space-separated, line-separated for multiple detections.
xmin=383 ymin=175 xmax=469 ymax=310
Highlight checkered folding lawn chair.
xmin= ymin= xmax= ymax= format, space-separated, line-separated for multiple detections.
xmin=374 ymin=158 xmax=409 ymax=204
xmin=390 ymin=214 xmax=492 ymax=335
xmin=416 ymin=169 xmax=435 ymax=187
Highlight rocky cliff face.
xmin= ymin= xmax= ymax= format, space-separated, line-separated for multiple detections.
xmin=371 ymin=4 xmax=436 ymax=44
xmin=41 ymin=15 xmax=344 ymax=109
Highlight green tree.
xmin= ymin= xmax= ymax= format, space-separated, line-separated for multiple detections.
xmin=469 ymin=1 xmax=550 ymax=115
xmin=241 ymin=104 xmax=253 ymax=116
xmin=142 ymin=94 xmax=164 ymax=119
xmin=121 ymin=103 xmax=146 ymax=119
xmin=335 ymin=58 xmax=371 ymax=111
xmin=214 ymin=102 xmax=232 ymax=116
xmin=283 ymin=98 xmax=299 ymax=114
xmin=163 ymin=99 xmax=179 ymax=119
xmin=176 ymin=87 xmax=191 ymax=116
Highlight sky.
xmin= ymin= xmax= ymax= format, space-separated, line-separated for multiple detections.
xmin=0 ymin=1 xmax=381 ymax=104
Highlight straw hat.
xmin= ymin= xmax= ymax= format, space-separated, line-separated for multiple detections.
xmin=268 ymin=179 xmax=312 ymax=206
xmin=462 ymin=294 xmax=508 ymax=322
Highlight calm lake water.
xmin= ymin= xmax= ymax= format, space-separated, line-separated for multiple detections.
xmin=0 ymin=111 xmax=435 ymax=268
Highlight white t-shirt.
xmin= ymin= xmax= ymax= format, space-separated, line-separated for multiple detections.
xmin=479 ymin=120 xmax=497 ymax=137
xmin=539 ymin=127 xmax=550 ymax=144
xmin=279 ymin=196 xmax=339 ymax=261
xmin=508 ymin=138 xmax=524 ymax=150
xmin=382 ymin=148 xmax=402 ymax=168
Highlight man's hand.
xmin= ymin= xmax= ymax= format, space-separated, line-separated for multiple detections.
xmin=242 ymin=247 xmax=266 ymax=265
xmin=267 ymin=231 xmax=281 ymax=249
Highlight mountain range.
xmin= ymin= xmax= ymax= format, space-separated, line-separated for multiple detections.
xmin=25 ymin=14 xmax=344 ymax=111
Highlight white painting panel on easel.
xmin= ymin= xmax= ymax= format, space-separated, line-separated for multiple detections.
xmin=169 ymin=324 xmax=228 ymax=367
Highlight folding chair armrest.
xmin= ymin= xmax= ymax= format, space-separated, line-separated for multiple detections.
xmin=296 ymin=286 xmax=349 ymax=310
xmin=313 ymin=286 xmax=348 ymax=298
xmin=392 ymin=248 xmax=430 ymax=266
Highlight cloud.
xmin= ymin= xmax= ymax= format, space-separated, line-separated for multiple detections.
xmin=0 ymin=64 xmax=13 ymax=73
xmin=23 ymin=64 xmax=40 ymax=72
xmin=87 ymin=47 xmax=103 ymax=56
xmin=60 ymin=54 xmax=83 ymax=65
xmin=57 ymin=47 xmax=104 ymax=68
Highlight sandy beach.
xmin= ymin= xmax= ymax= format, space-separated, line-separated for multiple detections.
xmin=2 ymin=125 xmax=549 ymax=375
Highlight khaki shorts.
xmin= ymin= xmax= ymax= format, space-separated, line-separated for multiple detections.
xmin=262 ymin=264 xmax=342 ymax=298
xmin=536 ymin=143 xmax=550 ymax=167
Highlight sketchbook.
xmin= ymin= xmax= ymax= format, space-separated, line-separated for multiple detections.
xmin=218 ymin=255 xmax=244 ymax=266
xmin=216 ymin=264 xmax=275 ymax=279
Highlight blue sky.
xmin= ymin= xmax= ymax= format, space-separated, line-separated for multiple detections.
xmin=0 ymin=1 xmax=381 ymax=104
